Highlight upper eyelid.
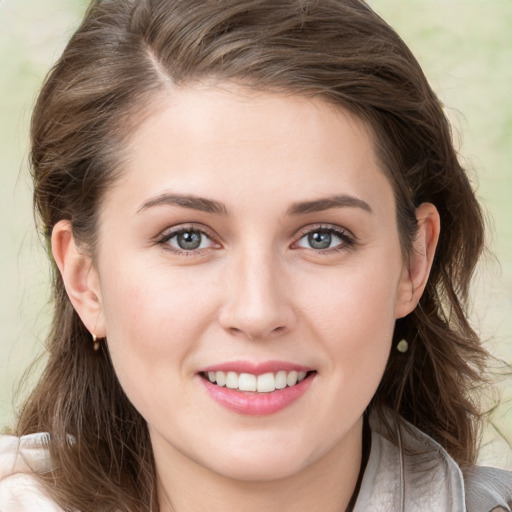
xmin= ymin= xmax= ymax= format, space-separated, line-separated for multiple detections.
xmin=155 ymin=223 xmax=355 ymax=249
xmin=158 ymin=223 xmax=216 ymax=240
xmin=156 ymin=226 xmax=221 ymax=256
xmin=294 ymin=224 xmax=354 ymax=240
xmin=291 ymin=224 xmax=357 ymax=251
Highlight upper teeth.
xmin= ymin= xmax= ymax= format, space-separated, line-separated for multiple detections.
xmin=206 ymin=370 xmax=308 ymax=393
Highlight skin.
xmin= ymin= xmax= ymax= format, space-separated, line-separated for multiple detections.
xmin=52 ymin=84 xmax=439 ymax=512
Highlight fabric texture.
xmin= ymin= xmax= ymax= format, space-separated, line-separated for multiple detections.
xmin=1 ymin=416 xmax=511 ymax=511
xmin=0 ymin=434 xmax=63 ymax=511
xmin=464 ymin=465 xmax=512 ymax=512
xmin=355 ymin=412 xmax=512 ymax=511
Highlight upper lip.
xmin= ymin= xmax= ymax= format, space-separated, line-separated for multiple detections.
xmin=198 ymin=360 xmax=314 ymax=375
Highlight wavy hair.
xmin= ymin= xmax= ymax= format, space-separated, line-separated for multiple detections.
xmin=17 ymin=1 xmax=486 ymax=510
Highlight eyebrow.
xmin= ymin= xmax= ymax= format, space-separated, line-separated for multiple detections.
xmin=137 ymin=193 xmax=228 ymax=215
xmin=137 ymin=192 xmax=372 ymax=216
xmin=286 ymin=194 xmax=373 ymax=216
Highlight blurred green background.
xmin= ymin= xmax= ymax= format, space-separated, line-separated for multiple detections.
xmin=1 ymin=0 xmax=511 ymax=467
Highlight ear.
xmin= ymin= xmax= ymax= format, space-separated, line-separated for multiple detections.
xmin=51 ymin=220 xmax=106 ymax=337
xmin=395 ymin=203 xmax=440 ymax=319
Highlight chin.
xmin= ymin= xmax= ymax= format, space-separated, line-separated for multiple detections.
xmin=199 ymin=435 xmax=324 ymax=483
xmin=210 ymin=455 xmax=308 ymax=483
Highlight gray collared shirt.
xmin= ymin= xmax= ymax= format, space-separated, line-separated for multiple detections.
xmin=0 ymin=419 xmax=511 ymax=511
xmin=354 ymin=412 xmax=512 ymax=511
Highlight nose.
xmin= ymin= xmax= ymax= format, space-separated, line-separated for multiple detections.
xmin=218 ymin=250 xmax=296 ymax=340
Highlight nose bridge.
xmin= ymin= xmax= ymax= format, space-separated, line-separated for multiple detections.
xmin=219 ymin=242 xmax=294 ymax=339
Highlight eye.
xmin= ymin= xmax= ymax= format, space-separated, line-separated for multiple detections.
xmin=294 ymin=226 xmax=354 ymax=251
xmin=159 ymin=227 xmax=217 ymax=253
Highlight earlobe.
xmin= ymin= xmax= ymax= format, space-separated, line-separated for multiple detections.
xmin=51 ymin=220 xmax=106 ymax=337
xmin=395 ymin=203 xmax=440 ymax=319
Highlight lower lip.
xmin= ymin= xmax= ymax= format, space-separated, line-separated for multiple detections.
xmin=199 ymin=373 xmax=315 ymax=415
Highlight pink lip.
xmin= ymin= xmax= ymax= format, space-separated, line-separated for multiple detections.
xmin=197 ymin=362 xmax=316 ymax=416
xmin=199 ymin=360 xmax=314 ymax=375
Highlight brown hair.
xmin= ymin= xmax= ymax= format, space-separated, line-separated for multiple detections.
xmin=17 ymin=0 xmax=486 ymax=510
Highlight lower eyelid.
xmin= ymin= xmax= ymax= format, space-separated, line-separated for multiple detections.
xmin=295 ymin=227 xmax=354 ymax=244
xmin=156 ymin=225 xmax=355 ymax=253
xmin=157 ymin=226 xmax=219 ymax=250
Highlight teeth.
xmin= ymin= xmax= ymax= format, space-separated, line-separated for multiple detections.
xmin=275 ymin=371 xmax=287 ymax=389
xmin=257 ymin=373 xmax=275 ymax=393
xmin=286 ymin=370 xmax=298 ymax=387
xmin=238 ymin=373 xmax=257 ymax=392
xmin=226 ymin=371 xmax=239 ymax=389
xmin=205 ymin=370 xmax=310 ymax=393
xmin=216 ymin=371 xmax=226 ymax=386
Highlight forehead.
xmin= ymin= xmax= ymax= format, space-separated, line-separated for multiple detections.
xmin=105 ymin=83 xmax=394 ymax=217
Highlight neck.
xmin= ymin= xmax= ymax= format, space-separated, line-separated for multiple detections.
xmin=153 ymin=418 xmax=363 ymax=512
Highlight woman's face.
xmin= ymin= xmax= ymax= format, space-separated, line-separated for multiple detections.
xmin=76 ymin=84 xmax=422 ymax=481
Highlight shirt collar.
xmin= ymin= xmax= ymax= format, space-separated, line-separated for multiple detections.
xmin=354 ymin=411 xmax=466 ymax=511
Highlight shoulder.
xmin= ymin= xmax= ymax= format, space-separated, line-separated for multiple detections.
xmin=355 ymin=411 xmax=512 ymax=512
xmin=463 ymin=465 xmax=512 ymax=512
xmin=400 ymin=421 xmax=512 ymax=512
xmin=0 ymin=433 xmax=66 ymax=512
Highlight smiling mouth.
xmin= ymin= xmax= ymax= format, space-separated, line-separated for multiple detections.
xmin=200 ymin=370 xmax=316 ymax=393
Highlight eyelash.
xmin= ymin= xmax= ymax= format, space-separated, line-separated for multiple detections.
xmin=156 ymin=224 xmax=357 ymax=255
xmin=293 ymin=225 xmax=357 ymax=253
xmin=157 ymin=225 xmax=219 ymax=256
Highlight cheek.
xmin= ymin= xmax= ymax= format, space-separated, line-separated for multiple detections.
xmin=300 ymin=258 xmax=400 ymax=384
xmin=102 ymin=257 xmax=215 ymax=334
xmin=279 ymin=262 xmax=400 ymax=457
xmin=98 ymin=259 xmax=219 ymax=393
xmin=303 ymin=259 xmax=400 ymax=336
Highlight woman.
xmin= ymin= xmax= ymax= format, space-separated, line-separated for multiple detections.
xmin=0 ymin=0 xmax=510 ymax=510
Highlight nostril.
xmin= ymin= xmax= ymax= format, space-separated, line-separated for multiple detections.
xmin=227 ymin=324 xmax=288 ymax=340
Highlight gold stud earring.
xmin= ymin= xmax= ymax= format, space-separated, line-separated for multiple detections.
xmin=396 ymin=339 xmax=409 ymax=353
xmin=92 ymin=333 xmax=100 ymax=352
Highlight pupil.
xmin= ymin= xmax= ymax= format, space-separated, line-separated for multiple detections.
xmin=177 ymin=231 xmax=201 ymax=250
xmin=308 ymin=231 xmax=331 ymax=249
